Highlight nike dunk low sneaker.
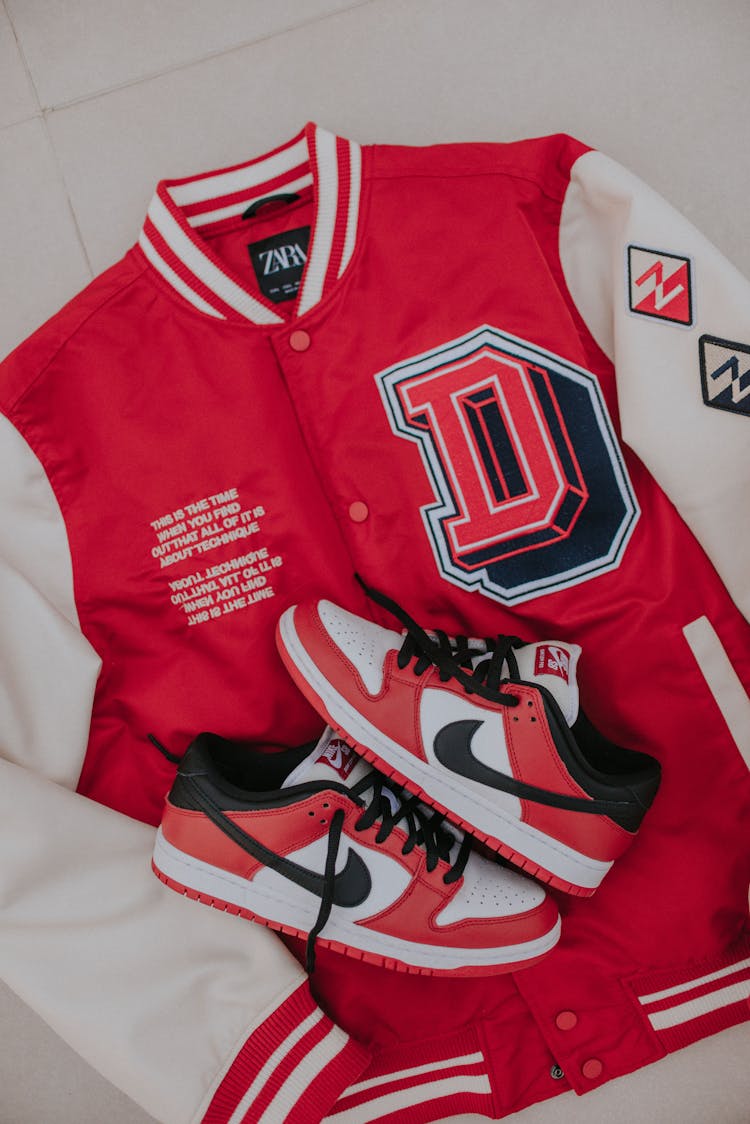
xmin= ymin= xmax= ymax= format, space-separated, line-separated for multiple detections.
xmin=275 ymin=590 xmax=661 ymax=897
xmin=152 ymin=727 xmax=561 ymax=976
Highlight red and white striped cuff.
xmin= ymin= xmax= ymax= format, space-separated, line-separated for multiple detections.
xmin=629 ymin=940 xmax=750 ymax=1052
xmin=199 ymin=981 xmax=370 ymax=1124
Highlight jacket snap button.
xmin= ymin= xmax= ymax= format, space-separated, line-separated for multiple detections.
xmin=289 ymin=329 xmax=311 ymax=352
xmin=582 ymin=1058 xmax=603 ymax=1080
xmin=555 ymin=1010 xmax=578 ymax=1031
xmin=349 ymin=501 xmax=369 ymax=523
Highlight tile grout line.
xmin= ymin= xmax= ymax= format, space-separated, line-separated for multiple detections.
xmin=1 ymin=0 xmax=42 ymax=128
xmin=2 ymin=0 xmax=44 ymax=110
xmin=1 ymin=0 xmax=378 ymax=293
xmin=3 ymin=0 xmax=94 ymax=274
xmin=39 ymin=120 xmax=95 ymax=276
xmin=40 ymin=0 xmax=380 ymax=115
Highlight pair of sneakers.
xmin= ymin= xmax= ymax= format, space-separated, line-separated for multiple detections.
xmin=152 ymin=587 xmax=661 ymax=976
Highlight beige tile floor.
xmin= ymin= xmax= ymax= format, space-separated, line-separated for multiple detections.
xmin=1 ymin=0 xmax=749 ymax=1120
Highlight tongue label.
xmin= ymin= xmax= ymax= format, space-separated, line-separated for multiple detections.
xmin=316 ymin=737 xmax=357 ymax=780
xmin=534 ymin=644 xmax=571 ymax=682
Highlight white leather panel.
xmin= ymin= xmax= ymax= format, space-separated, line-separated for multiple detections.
xmin=420 ymin=687 xmax=522 ymax=818
xmin=251 ymin=828 xmax=412 ymax=923
xmin=318 ymin=600 xmax=402 ymax=695
xmin=434 ymin=850 xmax=545 ymax=926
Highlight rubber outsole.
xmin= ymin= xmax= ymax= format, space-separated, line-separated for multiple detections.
xmin=152 ymin=860 xmax=559 ymax=977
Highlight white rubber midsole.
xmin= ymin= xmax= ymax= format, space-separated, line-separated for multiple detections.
xmin=278 ymin=608 xmax=612 ymax=891
xmin=153 ymin=828 xmax=560 ymax=969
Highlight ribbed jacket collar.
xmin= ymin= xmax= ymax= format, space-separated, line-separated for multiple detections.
xmin=138 ymin=123 xmax=362 ymax=325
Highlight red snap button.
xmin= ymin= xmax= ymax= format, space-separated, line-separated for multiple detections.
xmin=348 ymin=501 xmax=369 ymax=523
xmin=289 ymin=329 xmax=311 ymax=352
xmin=555 ymin=1010 xmax=578 ymax=1031
xmin=581 ymin=1058 xmax=603 ymax=1080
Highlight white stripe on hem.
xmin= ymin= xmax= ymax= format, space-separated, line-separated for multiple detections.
xmin=325 ymin=1074 xmax=492 ymax=1124
xmin=638 ymin=956 xmax=750 ymax=1005
xmin=344 ymin=1051 xmax=485 ymax=1095
xmin=646 ymin=978 xmax=750 ymax=1031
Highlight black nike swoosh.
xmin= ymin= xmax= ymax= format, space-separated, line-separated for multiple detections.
xmin=180 ymin=775 xmax=372 ymax=907
xmin=267 ymin=842 xmax=371 ymax=907
xmin=433 ymin=719 xmax=628 ymax=815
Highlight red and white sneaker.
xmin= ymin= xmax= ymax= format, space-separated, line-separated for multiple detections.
xmin=152 ymin=727 xmax=561 ymax=976
xmin=276 ymin=591 xmax=661 ymax=897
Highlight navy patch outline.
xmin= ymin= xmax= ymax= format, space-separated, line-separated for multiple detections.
xmin=376 ymin=325 xmax=640 ymax=606
xmin=626 ymin=244 xmax=694 ymax=328
xmin=699 ymin=334 xmax=750 ymax=417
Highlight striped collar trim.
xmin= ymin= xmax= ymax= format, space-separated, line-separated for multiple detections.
xmin=138 ymin=123 xmax=363 ymax=325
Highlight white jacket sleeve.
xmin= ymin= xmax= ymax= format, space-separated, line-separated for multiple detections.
xmin=559 ymin=150 xmax=750 ymax=624
xmin=0 ymin=415 xmax=369 ymax=1124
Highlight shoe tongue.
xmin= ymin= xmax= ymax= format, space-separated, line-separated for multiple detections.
xmin=514 ymin=641 xmax=582 ymax=726
xmin=463 ymin=639 xmax=581 ymax=724
xmin=282 ymin=727 xmax=373 ymax=790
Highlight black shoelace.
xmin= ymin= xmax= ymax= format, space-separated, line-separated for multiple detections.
xmin=148 ymin=733 xmax=471 ymax=971
xmin=356 ymin=576 xmax=524 ymax=707
xmin=306 ymin=771 xmax=472 ymax=972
